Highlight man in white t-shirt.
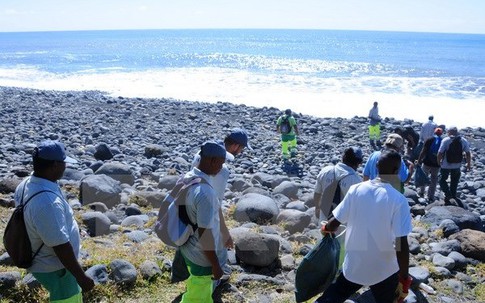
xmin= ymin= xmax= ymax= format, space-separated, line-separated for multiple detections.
xmin=315 ymin=150 xmax=412 ymax=303
xmin=313 ymin=147 xmax=363 ymax=222
xmin=14 ymin=140 xmax=94 ymax=302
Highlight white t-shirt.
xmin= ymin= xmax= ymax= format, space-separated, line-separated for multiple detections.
xmin=314 ymin=162 xmax=362 ymax=221
xmin=14 ymin=176 xmax=81 ymax=273
xmin=180 ymin=168 xmax=226 ymax=267
xmin=332 ymin=179 xmax=412 ymax=286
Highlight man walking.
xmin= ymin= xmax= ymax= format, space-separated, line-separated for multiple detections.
xmin=14 ymin=140 xmax=94 ymax=302
xmin=368 ymin=101 xmax=382 ymax=150
xmin=315 ymin=150 xmax=412 ymax=303
xmin=313 ymin=147 xmax=363 ymax=222
xmin=180 ymin=141 xmax=229 ymax=303
xmin=419 ymin=115 xmax=437 ymax=143
xmin=276 ymin=109 xmax=299 ymax=159
xmin=363 ymin=133 xmax=414 ymax=193
xmin=437 ymin=126 xmax=472 ymax=207
xmin=416 ymin=127 xmax=443 ymax=202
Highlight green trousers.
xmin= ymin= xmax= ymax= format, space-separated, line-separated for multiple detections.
xmin=33 ymin=269 xmax=82 ymax=303
xmin=181 ymin=257 xmax=214 ymax=303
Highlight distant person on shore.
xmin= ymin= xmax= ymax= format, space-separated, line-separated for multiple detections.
xmin=313 ymin=147 xmax=363 ymax=222
xmin=316 ymin=150 xmax=412 ymax=303
xmin=416 ymin=127 xmax=443 ymax=202
xmin=14 ymin=140 xmax=94 ymax=302
xmin=180 ymin=141 xmax=228 ymax=303
xmin=437 ymin=126 xmax=472 ymax=207
xmin=419 ymin=115 xmax=438 ymax=144
xmin=368 ymin=102 xmax=382 ymax=151
xmin=394 ymin=126 xmax=419 ymax=161
xmin=363 ymin=133 xmax=414 ymax=193
xmin=276 ymin=109 xmax=299 ymax=159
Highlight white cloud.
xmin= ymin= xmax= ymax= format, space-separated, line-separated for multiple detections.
xmin=138 ymin=6 xmax=148 ymax=11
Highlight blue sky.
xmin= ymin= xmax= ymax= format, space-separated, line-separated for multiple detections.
xmin=0 ymin=0 xmax=484 ymax=34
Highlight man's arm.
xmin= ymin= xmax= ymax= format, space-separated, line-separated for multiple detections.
xmin=294 ymin=124 xmax=300 ymax=136
xmin=219 ymin=209 xmax=233 ymax=248
xmin=403 ymin=160 xmax=414 ymax=183
xmin=465 ymin=151 xmax=472 ymax=171
xmin=437 ymin=152 xmax=444 ymax=166
xmin=417 ymin=140 xmax=430 ymax=164
xmin=52 ymin=242 xmax=94 ymax=292
xmin=198 ymin=227 xmax=223 ymax=280
xmin=313 ymin=192 xmax=322 ymax=219
xmin=395 ymin=236 xmax=410 ymax=279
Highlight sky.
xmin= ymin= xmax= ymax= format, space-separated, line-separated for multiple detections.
xmin=0 ymin=0 xmax=484 ymax=34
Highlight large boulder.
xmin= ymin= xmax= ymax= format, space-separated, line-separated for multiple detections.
xmin=79 ymin=174 xmax=122 ymax=208
xmin=109 ymin=259 xmax=137 ymax=286
xmin=276 ymin=209 xmax=311 ymax=234
xmin=450 ymin=229 xmax=485 ymax=261
xmin=273 ymin=181 xmax=299 ymax=199
xmin=251 ymin=173 xmax=290 ymax=189
xmin=0 ymin=177 xmax=22 ymax=194
xmin=93 ymin=143 xmax=114 ymax=161
xmin=235 ymin=231 xmax=280 ymax=267
xmin=421 ymin=206 xmax=482 ymax=231
xmin=81 ymin=212 xmax=111 ymax=236
xmin=130 ymin=190 xmax=166 ymax=208
xmin=234 ymin=193 xmax=279 ymax=224
xmin=157 ymin=175 xmax=179 ymax=191
xmin=95 ymin=162 xmax=135 ymax=186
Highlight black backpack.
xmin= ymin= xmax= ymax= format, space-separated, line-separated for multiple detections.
xmin=423 ymin=136 xmax=442 ymax=167
xmin=3 ymin=188 xmax=54 ymax=268
xmin=280 ymin=116 xmax=292 ymax=134
xmin=446 ymin=136 xmax=463 ymax=164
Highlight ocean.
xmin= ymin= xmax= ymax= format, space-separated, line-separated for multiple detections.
xmin=0 ymin=29 xmax=484 ymax=128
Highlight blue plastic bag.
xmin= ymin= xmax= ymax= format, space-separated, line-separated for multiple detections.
xmin=414 ymin=165 xmax=430 ymax=187
xmin=294 ymin=234 xmax=340 ymax=302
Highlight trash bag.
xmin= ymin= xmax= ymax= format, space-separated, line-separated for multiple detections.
xmin=414 ymin=165 xmax=430 ymax=187
xmin=294 ymin=233 xmax=340 ymax=302
xmin=170 ymin=249 xmax=190 ymax=283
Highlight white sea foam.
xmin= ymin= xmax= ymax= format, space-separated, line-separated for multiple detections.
xmin=1 ymin=66 xmax=484 ymax=129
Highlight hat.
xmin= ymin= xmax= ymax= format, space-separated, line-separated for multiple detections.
xmin=434 ymin=127 xmax=443 ymax=136
xmin=428 ymin=115 xmax=434 ymax=121
xmin=200 ymin=141 xmax=226 ymax=159
xmin=227 ymin=128 xmax=252 ymax=150
xmin=36 ymin=140 xmax=77 ymax=163
xmin=384 ymin=134 xmax=404 ymax=150
xmin=285 ymin=109 xmax=292 ymax=115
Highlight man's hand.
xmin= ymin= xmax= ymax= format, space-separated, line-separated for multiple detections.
xmin=212 ymin=264 xmax=223 ymax=280
xmin=395 ymin=275 xmax=412 ymax=303
xmin=78 ymin=274 xmax=95 ymax=292
xmin=224 ymin=234 xmax=234 ymax=249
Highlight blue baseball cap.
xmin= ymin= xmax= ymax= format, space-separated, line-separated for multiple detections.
xmin=200 ymin=141 xmax=227 ymax=159
xmin=36 ymin=140 xmax=78 ymax=164
xmin=227 ymin=128 xmax=252 ymax=150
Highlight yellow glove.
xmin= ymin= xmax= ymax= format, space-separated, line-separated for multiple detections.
xmin=395 ymin=275 xmax=412 ymax=303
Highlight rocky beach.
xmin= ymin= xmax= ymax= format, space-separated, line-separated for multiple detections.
xmin=0 ymin=86 xmax=484 ymax=303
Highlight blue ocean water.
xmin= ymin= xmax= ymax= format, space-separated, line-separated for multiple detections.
xmin=0 ymin=29 xmax=484 ymax=126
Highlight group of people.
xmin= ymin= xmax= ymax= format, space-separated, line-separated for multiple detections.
xmin=12 ymin=104 xmax=472 ymax=303
xmin=368 ymin=103 xmax=472 ymax=205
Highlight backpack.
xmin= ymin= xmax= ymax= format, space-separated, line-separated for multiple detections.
xmin=3 ymin=188 xmax=54 ymax=268
xmin=423 ymin=136 xmax=442 ymax=166
xmin=446 ymin=136 xmax=463 ymax=164
xmin=155 ymin=176 xmax=208 ymax=247
xmin=320 ymin=168 xmax=349 ymax=219
xmin=280 ymin=116 xmax=292 ymax=135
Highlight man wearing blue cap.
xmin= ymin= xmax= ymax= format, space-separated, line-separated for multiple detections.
xmin=313 ymin=147 xmax=364 ymax=222
xmin=180 ymin=141 xmax=228 ymax=303
xmin=14 ymin=140 xmax=94 ymax=302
